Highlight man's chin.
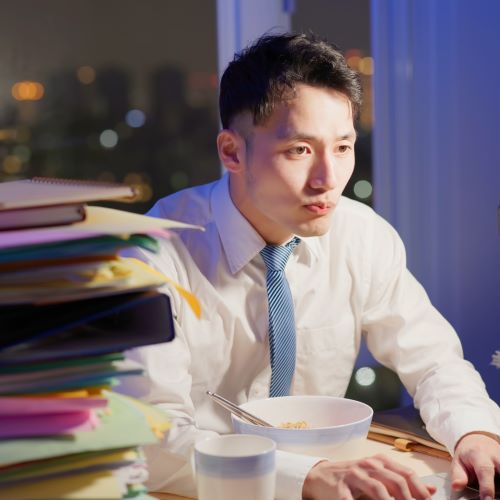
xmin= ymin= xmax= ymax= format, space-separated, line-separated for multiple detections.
xmin=295 ymin=220 xmax=332 ymax=238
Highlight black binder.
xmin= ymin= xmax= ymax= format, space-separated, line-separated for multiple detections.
xmin=0 ymin=290 xmax=175 ymax=364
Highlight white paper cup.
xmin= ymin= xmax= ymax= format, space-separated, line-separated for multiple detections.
xmin=194 ymin=434 xmax=276 ymax=500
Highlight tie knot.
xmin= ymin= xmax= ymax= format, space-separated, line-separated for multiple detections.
xmin=260 ymin=237 xmax=301 ymax=272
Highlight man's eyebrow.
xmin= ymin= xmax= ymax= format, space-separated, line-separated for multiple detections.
xmin=275 ymin=131 xmax=316 ymax=141
xmin=339 ymin=131 xmax=357 ymax=141
xmin=275 ymin=129 xmax=357 ymax=141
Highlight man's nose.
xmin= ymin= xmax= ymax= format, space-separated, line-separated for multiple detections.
xmin=309 ymin=154 xmax=337 ymax=191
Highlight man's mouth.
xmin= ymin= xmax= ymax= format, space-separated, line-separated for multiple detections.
xmin=304 ymin=202 xmax=332 ymax=215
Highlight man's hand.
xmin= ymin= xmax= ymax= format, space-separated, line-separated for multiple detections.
xmin=302 ymin=454 xmax=436 ymax=500
xmin=451 ymin=432 xmax=500 ymax=500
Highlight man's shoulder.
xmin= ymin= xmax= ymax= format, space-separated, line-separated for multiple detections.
xmin=335 ymin=196 xmax=379 ymax=225
xmin=147 ymin=180 xmax=218 ymax=226
xmin=332 ymin=196 xmax=399 ymax=244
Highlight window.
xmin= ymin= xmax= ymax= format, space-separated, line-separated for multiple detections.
xmin=292 ymin=0 xmax=373 ymax=206
xmin=0 ymin=0 xmax=220 ymax=213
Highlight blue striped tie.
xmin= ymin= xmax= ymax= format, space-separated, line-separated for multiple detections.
xmin=260 ymin=237 xmax=301 ymax=397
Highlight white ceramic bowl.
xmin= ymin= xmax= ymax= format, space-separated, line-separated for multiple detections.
xmin=231 ymin=396 xmax=373 ymax=457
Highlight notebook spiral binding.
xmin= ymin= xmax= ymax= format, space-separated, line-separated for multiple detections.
xmin=28 ymin=177 xmax=139 ymax=201
xmin=30 ymin=177 xmax=133 ymax=189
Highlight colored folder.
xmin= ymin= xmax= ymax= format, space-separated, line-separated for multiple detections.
xmin=0 ymin=410 xmax=100 ymax=438
xmin=0 ymin=391 xmax=161 ymax=466
xmin=0 ymin=205 xmax=202 ymax=250
xmin=0 ymin=359 xmax=144 ymax=395
xmin=0 ymin=290 xmax=175 ymax=363
xmin=0 ymin=257 xmax=169 ymax=305
xmin=0 ymin=396 xmax=108 ymax=416
xmin=0 ymin=234 xmax=159 ymax=265
xmin=0 ymin=448 xmax=138 ymax=486
xmin=0 ymin=470 xmax=124 ymax=499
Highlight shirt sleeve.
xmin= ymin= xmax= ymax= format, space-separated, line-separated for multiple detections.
xmin=361 ymin=215 xmax=500 ymax=453
xmin=275 ymin=451 xmax=324 ymax=500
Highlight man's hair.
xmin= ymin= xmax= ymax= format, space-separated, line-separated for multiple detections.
xmin=219 ymin=32 xmax=362 ymax=130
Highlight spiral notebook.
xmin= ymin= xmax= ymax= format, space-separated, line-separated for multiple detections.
xmin=0 ymin=177 xmax=138 ymax=230
xmin=0 ymin=177 xmax=138 ymax=211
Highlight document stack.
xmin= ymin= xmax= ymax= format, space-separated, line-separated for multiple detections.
xmin=368 ymin=405 xmax=451 ymax=460
xmin=0 ymin=178 xmax=201 ymax=499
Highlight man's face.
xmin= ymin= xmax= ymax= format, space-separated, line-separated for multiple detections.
xmin=225 ymin=84 xmax=356 ymax=244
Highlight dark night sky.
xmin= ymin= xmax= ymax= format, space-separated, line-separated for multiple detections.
xmin=0 ymin=0 xmax=218 ymax=105
xmin=0 ymin=0 xmax=370 ymax=105
xmin=293 ymin=0 xmax=371 ymax=54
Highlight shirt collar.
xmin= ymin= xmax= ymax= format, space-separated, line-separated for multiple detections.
xmin=299 ymin=235 xmax=323 ymax=263
xmin=211 ymin=173 xmax=323 ymax=274
xmin=211 ymin=173 xmax=265 ymax=274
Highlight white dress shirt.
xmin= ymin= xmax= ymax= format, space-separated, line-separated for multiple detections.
xmin=122 ymin=173 xmax=500 ymax=499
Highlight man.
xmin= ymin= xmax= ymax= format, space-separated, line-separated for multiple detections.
xmin=126 ymin=33 xmax=500 ymax=499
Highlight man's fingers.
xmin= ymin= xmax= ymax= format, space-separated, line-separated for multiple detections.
xmin=474 ymin=464 xmax=496 ymax=500
xmin=337 ymin=480 xmax=355 ymax=500
xmin=399 ymin=471 xmax=436 ymax=499
xmin=451 ymin=457 xmax=469 ymax=490
xmin=345 ymin=458 xmax=433 ymax=500
xmin=492 ymin=453 xmax=500 ymax=475
xmin=346 ymin=468 xmax=393 ymax=500
xmin=369 ymin=467 xmax=415 ymax=499
xmin=371 ymin=454 xmax=435 ymax=499
xmin=304 ymin=454 xmax=438 ymax=500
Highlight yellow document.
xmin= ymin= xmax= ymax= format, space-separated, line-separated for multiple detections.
xmin=0 ymin=470 xmax=122 ymax=499
xmin=0 ymin=449 xmax=138 ymax=483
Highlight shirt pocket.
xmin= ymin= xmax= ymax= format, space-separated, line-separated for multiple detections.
xmin=294 ymin=318 xmax=357 ymax=396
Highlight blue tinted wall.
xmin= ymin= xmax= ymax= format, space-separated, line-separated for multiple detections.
xmin=371 ymin=0 xmax=500 ymax=402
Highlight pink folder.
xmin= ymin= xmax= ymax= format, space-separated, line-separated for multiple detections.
xmin=0 ymin=396 xmax=108 ymax=416
xmin=0 ymin=410 xmax=100 ymax=438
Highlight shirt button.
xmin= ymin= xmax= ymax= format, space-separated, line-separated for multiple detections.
xmin=249 ymin=387 xmax=262 ymax=398
xmin=256 ymin=386 xmax=267 ymax=398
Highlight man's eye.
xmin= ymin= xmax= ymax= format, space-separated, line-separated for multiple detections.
xmin=290 ymin=146 xmax=308 ymax=155
xmin=338 ymin=145 xmax=352 ymax=154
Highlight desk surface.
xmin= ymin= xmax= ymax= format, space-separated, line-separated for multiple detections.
xmin=150 ymin=438 xmax=451 ymax=499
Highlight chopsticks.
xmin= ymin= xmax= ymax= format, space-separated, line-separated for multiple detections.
xmin=206 ymin=391 xmax=273 ymax=427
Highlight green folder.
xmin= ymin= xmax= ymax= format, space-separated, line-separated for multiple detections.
xmin=0 ymin=353 xmax=124 ymax=374
xmin=0 ymin=234 xmax=159 ymax=264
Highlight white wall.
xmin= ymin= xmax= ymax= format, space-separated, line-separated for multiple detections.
xmin=216 ymin=0 xmax=291 ymax=80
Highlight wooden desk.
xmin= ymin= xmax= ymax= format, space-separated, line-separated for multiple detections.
xmin=149 ymin=438 xmax=451 ymax=499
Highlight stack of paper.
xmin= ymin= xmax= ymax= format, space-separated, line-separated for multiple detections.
xmin=0 ymin=391 xmax=171 ymax=499
xmin=0 ymin=176 xmax=138 ymax=230
xmin=0 ymin=182 xmax=201 ymax=499
xmin=368 ymin=405 xmax=451 ymax=460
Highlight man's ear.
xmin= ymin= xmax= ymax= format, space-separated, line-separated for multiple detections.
xmin=217 ymin=129 xmax=246 ymax=173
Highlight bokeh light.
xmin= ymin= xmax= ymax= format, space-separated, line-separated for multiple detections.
xmin=11 ymin=81 xmax=44 ymax=101
xmin=125 ymin=109 xmax=146 ymax=128
xmin=359 ymin=57 xmax=374 ymax=76
xmin=99 ymin=129 xmax=118 ymax=149
xmin=354 ymin=366 xmax=376 ymax=387
xmin=353 ymin=179 xmax=373 ymax=199
xmin=3 ymin=155 xmax=23 ymax=174
xmin=76 ymin=65 xmax=96 ymax=84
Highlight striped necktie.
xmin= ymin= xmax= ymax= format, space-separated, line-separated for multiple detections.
xmin=260 ymin=237 xmax=301 ymax=397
